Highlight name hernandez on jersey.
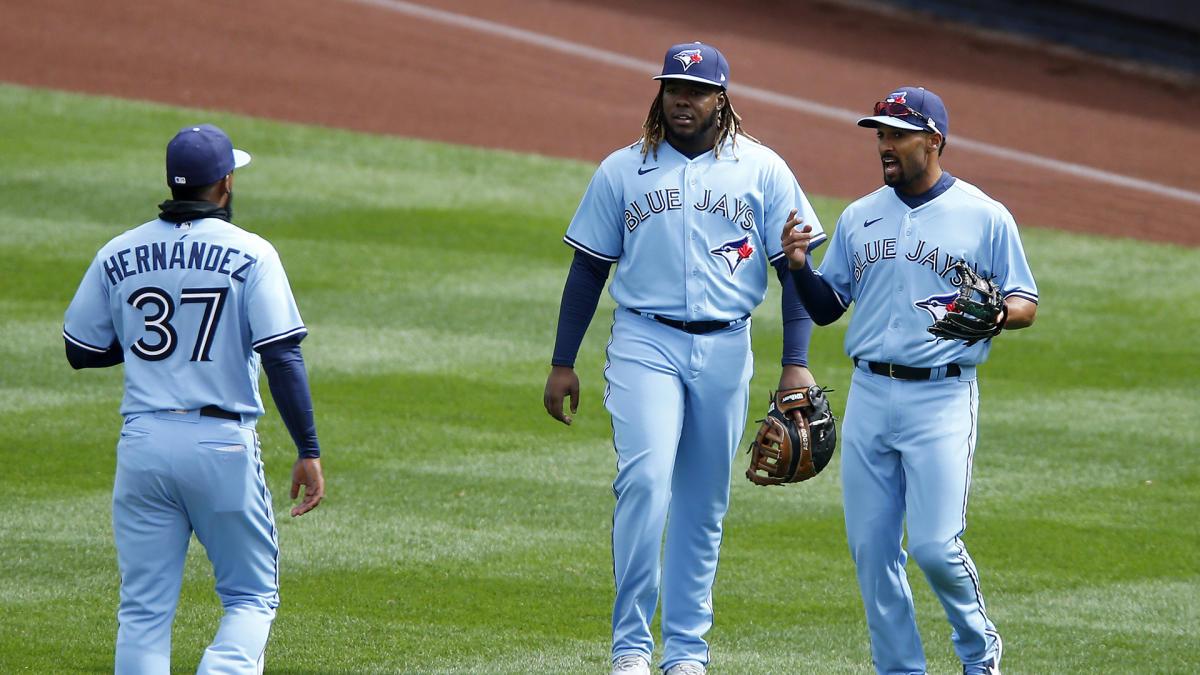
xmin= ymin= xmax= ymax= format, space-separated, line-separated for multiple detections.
xmin=98 ymin=238 xmax=257 ymax=285
xmin=63 ymin=217 xmax=306 ymax=416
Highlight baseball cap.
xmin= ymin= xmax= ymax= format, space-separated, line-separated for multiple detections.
xmin=166 ymin=123 xmax=251 ymax=186
xmin=857 ymin=86 xmax=948 ymax=139
xmin=653 ymin=42 xmax=729 ymax=89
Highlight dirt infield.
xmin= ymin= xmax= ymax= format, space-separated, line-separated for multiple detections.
xmin=2 ymin=0 xmax=1196 ymax=244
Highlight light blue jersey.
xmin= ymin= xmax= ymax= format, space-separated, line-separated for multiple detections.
xmin=565 ymin=133 xmax=824 ymax=670
xmin=565 ymin=137 xmax=825 ymax=322
xmin=63 ymin=217 xmax=306 ymax=416
xmin=64 ymin=124 xmax=320 ymax=675
xmin=817 ymin=177 xmax=1037 ymax=366
xmin=820 ymin=174 xmax=1037 ymax=675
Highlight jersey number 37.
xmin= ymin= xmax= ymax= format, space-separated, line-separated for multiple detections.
xmin=127 ymin=286 xmax=228 ymax=362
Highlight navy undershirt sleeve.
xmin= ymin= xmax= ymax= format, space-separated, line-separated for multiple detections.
xmin=773 ymin=258 xmax=813 ymax=367
xmin=788 ymin=261 xmax=846 ymax=326
xmin=551 ymin=250 xmax=613 ymax=368
xmin=258 ymin=337 xmax=321 ymax=459
xmin=64 ymin=338 xmax=124 ymax=369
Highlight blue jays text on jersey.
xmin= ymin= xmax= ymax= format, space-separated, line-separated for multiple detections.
xmin=566 ymin=137 xmax=825 ymax=322
xmin=623 ymin=188 xmax=757 ymax=232
xmin=851 ymin=236 xmax=985 ymax=282
xmin=816 ymin=177 xmax=1037 ymax=368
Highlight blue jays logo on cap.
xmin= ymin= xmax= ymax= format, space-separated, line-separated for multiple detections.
xmin=673 ymin=48 xmax=704 ymax=71
xmin=653 ymin=42 xmax=730 ymax=89
xmin=857 ymin=86 xmax=949 ymax=139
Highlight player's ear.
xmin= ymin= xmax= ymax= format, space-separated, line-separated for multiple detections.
xmin=214 ymin=174 xmax=233 ymax=204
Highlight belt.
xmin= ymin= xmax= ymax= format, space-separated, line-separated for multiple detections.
xmin=628 ymin=308 xmax=748 ymax=334
xmin=199 ymin=405 xmax=241 ymax=421
xmin=855 ymin=358 xmax=961 ymax=381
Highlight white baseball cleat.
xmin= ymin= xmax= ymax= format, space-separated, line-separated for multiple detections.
xmin=611 ymin=653 xmax=651 ymax=675
xmin=664 ymin=662 xmax=706 ymax=675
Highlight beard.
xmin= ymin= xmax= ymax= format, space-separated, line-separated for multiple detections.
xmin=881 ymin=155 xmax=922 ymax=190
xmin=666 ymin=105 xmax=720 ymax=146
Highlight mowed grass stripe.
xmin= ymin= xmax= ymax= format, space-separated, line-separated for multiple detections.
xmin=1 ymin=83 xmax=1197 ymax=673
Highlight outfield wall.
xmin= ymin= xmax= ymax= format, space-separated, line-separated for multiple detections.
xmin=862 ymin=0 xmax=1199 ymax=75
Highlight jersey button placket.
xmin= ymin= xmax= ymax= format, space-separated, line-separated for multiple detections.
xmin=683 ymin=165 xmax=704 ymax=319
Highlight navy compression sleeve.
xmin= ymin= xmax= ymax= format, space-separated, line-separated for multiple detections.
xmin=551 ymin=250 xmax=612 ymax=368
xmin=774 ymin=258 xmax=814 ymax=367
xmin=258 ymin=337 xmax=321 ymax=459
xmin=65 ymin=338 xmax=124 ymax=369
xmin=789 ymin=261 xmax=846 ymax=326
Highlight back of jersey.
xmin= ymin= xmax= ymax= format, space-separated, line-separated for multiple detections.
xmin=63 ymin=216 xmax=306 ymax=416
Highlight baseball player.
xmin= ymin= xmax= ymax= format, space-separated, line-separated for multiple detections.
xmin=782 ymin=87 xmax=1038 ymax=675
xmin=542 ymin=42 xmax=826 ymax=675
xmin=63 ymin=124 xmax=324 ymax=674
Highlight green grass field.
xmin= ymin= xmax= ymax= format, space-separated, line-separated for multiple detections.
xmin=1 ymin=83 xmax=1197 ymax=674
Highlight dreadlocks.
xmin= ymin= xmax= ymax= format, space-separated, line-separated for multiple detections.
xmin=639 ymin=84 xmax=758 ymax=161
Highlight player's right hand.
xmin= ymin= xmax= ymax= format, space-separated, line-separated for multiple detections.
xmin=782 ymin=208 xmax=815 ymax=270
xmin=543 ymin=365 xmax=580 ymax=425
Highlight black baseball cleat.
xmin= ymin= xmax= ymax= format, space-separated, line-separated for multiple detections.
xmin=963 ymin=657 xmax=1000 ymax=675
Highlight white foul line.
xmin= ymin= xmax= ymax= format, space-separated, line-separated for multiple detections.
xmin=350 ymin=0 xmax=1200 ymax=206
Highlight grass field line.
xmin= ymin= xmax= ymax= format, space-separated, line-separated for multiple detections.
xmin=348 ymin=0 xmax=1200 ymax=206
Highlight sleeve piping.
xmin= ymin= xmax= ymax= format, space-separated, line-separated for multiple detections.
xmin=563 ymin=236 xmax=619 ymax=263
xmin=62 ymin=329 xmax=110 ymax=353
xmin=253 ymin=326 xmax=308 ymax=350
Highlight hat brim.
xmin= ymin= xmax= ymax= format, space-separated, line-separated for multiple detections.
xmin=232 ymin=148 xmax=252 ymax=170
xmin=857 ymin=116 xmax=938 ymax=134
xmin=653 ymin=74 xmax=726 ymax=89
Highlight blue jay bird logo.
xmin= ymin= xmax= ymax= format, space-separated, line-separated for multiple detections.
xmin=673 ymin=49 xmax=704 ymax=71
xmin=711 ymin=236 xmax=754 ymax=275
xmin=915 ymin=292 xmax=960 ymax=322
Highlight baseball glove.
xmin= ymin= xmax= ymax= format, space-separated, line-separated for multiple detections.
xmin=927 ymin=261 xmax=1007 ymax=346
xmin=746 ymin=386 xmax=837 ymax=486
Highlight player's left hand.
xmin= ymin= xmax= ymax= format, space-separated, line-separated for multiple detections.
xmin=290 ymin=457 xmax=324 ymax=517
xmin=781 ymin=208 xmax=816 ymax=270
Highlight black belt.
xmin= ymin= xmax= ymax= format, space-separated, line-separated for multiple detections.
xmin=628 ymin=308 xmax=748 ymax=335
xmin=855 ymin=358 xmax=960 ymax=381
xmin=199 ymin=405 xmax=241 ymax=421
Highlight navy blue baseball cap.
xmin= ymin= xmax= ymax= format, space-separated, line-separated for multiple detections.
xmin=653 ymin=42 xmax=729 ymax=89
xmin=857 ymin=87 xmax=949 ymax=139
xmin=166 ymin=123 xmax=251 ymax=186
